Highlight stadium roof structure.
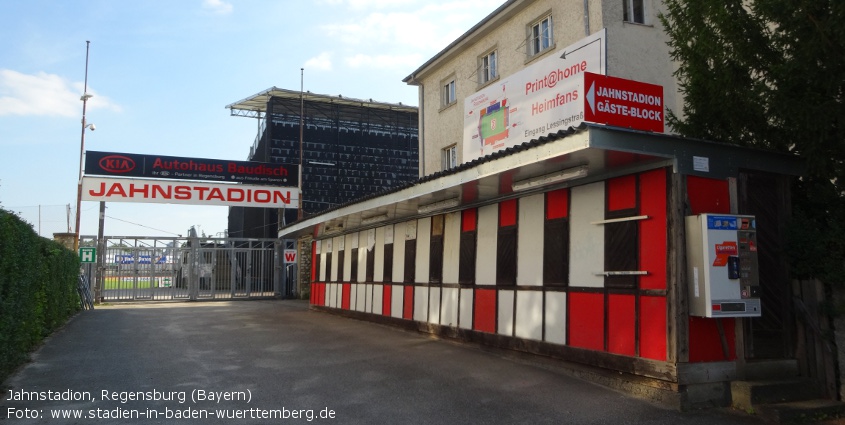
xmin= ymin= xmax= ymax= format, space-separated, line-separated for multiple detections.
xmin=226 ymin=87 xmax=417 ymax=119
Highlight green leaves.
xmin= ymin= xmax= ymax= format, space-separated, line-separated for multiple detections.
xmin=0 ymin=209 xmax=80 ymax=381
xmin=661 ymin=0 xmax=845 ymax=284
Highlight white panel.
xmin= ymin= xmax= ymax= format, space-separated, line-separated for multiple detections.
xmin=544 ymin=292 xmax=567 ymax=345
xmin=330 ymin=237 xmax=341 ymax=282
xmin=366 ymin=284 xmax=374 ymax=313
xmin=358 ymin=231 xmax=368 ymax=283
xmin=414 ymin=286 xmax=428 ymax=322
xmin=405 ymin=221 xmax=417 ymax=240
xmin=392 ymin=224 xmax=406 ymax=283
xmin=327 ymin=283 xmax=337 ymax=308
xmin=344 ymin=234 xmax=355 ymax=282
xmin=319 ymin=252 xmax=327 ymax=281
xmin=356 ymin=284 xmax=366 ymax=312
xmin=459 ymin=288 xmax=474 ymax=329
xmin=349 ymin=282 xmax=356 ymax=309
xmin=391 ymin=284 xmax=404 ymax=318
xmin=428 ymin=287 xmax=441 ymax=324
xmin=476 ymin=204 xmax=498 ymax=285
xmin=570 ymin=182 xmax=605 ymax=288
xmin=385 ymin=224 xmax=394 ymax=244
xmin=441 ymin=287 xmax=459 ymax=327
xmin=373 ymin=284 xmax=383 ymax=314
xmin=518 ymin=194 xmax=545 ymax=286
xmin=316 ymin=239 xmax=322 ymax=254
xmin=442 ymin=212 xmax=461 ymax=284
xmin=515 ymin=291 xmax=543 ymax=341
xmin=498 ymin=290 xmax=515 ymax=336
xmin=374 ymin=227 xmax=385 ymax=282
xmin=416 ymin=217 xmax=432 ymax=283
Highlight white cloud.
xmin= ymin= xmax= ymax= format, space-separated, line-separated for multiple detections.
xmin=202 ymin=0 xmax=233 ymax=15
xmin=304 ymin=53 xmax=333 ymax=71
xmin=0 ymin=69 xmax=121 ymax=117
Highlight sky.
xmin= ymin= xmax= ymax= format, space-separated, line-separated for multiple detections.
xmin=0 ymin=0 xmax=502 ymax=240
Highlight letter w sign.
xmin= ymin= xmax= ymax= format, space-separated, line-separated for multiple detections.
xmin=283 ymin=249 xmax=297 ymax=264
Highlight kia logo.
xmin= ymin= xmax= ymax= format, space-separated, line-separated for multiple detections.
xmin=99 ymin=155 xmax=136 ymax=173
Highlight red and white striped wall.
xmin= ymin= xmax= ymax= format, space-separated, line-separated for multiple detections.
xmin=310 ymin=168 xmax=733 ymax=364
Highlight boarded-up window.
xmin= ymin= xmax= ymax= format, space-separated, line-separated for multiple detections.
xmin=337 ymin=251 xmax=345 ymax=282
xmin=544 ymin=189 xmax=569 ymax=286
xmin=366 ymin=247 xmax=374 ymax=282
xmin=460 ymin=209 xmax=477 ymax=284
xmin=383 ymin=244 xmax=393 ymax=283
xmin=429 ymin=215 xmax=444 ymax=283
xmin=496 ymin=200 xmax=518 ymax=286
xmin=404 ymin=239 xmax=416 ymax=283
xmin=350 ymin=248 xmax=358 ymax=282
xmin=325 ymin=253 xmax=333 ymax=282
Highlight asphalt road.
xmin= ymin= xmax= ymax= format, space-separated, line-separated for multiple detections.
xmin=1 ymin=300 xmax=764 ymax=424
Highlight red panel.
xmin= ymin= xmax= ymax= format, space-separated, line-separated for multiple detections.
xmin=607 ymin=294 xmax=636 ymax=356
xmin=606 ymin=151 xmax=639 ymax=168
xmin=311 ymin=241 xmax=318 ymax=282
xmin=403 ymin=286 xmax=414 ymax=320
xmin=688 ymin=317 xmax=736 ymax=362
xmin=499 ymin=199 xmax=517 ymax=227
xmin=639 ymin=169 xmax=668 ymax=290
xmin=382 ymin=285 xmax=392 ymax=316
xmin=568 ymin=292 xmax=604 ymax=351
xmin=546 ymin=188 xmax=569 ymax=220
xmin=686 ymin=176 xmax=730 ymax=214
xmin=341 ymin=283 xmax=351 ymax=310
xmin=639 ymin=296 xmax=667 ymax=360
xmin=499 ymin=171 xmax=515 ymax=195
xmin=474 ymin=288 xmax=497 ymax=333
xmin=462 ymin=208 xmax=477 ymax=232
xmin=319 ymin=283 xmax=326 ymax=306
xmin=607 ymin=175 xmax=637 ymax=211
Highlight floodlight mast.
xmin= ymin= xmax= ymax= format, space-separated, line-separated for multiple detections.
xmin=73 ymin=40 xmax=92 ymax=252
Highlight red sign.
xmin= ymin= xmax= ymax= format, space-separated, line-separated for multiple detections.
xmin=712 ymin=241 xmax=738 ymax=267
xmin=583 ymin=72 xmax=664 ymax=132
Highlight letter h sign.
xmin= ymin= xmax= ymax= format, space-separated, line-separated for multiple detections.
xmin=79 ymin=247 xmax=96 ymax=263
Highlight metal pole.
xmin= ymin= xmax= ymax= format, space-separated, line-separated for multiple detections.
xmin=95 ymin=201 xmax=105 ymax=302
xmin=73 ymin=40 xmax=91 ymax=252
xmin=298 ymin=68 xmax=304 ymax=220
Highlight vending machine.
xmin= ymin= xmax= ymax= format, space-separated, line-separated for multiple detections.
xmin=686 ymin=214 xmax=761 ymax=318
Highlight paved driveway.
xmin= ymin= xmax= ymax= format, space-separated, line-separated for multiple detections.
xmin=2 ymin=300 xmax=762 ymax=424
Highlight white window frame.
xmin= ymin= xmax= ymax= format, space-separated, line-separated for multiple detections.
xmin=443 ymin=145 xmax=457 ymax=170
xmin=528 ymin=14 xmax=554 ymax=57
xmin=479 ymin=49 xmax=498 ymax=85
xmin=623 ymin=0 xmax=648 ymax=24
xmin=441 ymin=78 xmax=456 ymax=109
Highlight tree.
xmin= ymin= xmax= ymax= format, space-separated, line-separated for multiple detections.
xmin=660 ymin=0 xmax=845 ymax=285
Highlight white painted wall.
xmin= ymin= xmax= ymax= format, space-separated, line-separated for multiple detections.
xmin=570 ymin=182 xmax=605 ymax=287
xmin=518 ymin=194 xmax=545 ymax=286
xmin=443 ymin=211 xmax=461 ymax=284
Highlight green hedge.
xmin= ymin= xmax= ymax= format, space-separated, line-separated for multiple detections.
xmin=0 ymin=209 xmax=80 ymax=382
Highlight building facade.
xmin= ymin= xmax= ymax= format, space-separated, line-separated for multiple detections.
xmin=404 ymin=0 xmax=678 ymax=176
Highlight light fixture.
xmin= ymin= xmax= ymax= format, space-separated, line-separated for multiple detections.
xmin=417 ymin=197 xmax=460 ymax=214
xmin=361 ymin=214 xmax=388 ymax=225
xmin=511 ymin=165 xmax=588 ymax=192
xmin=324 ymin=223 xmax=344 ymax=234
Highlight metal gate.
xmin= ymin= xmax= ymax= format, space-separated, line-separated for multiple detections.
xmin=83 ymin=235 xmax=282 ymax=302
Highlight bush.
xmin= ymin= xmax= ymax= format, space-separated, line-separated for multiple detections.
xmin=0 ymin=209 xmax=80 ymax=382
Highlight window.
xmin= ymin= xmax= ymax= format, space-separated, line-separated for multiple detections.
xmin=623 ymin=0 xmax=646 ymax=24
xmin=479 ymin=50 xmax=498 ymax=85
xmin=443 ymin=145 xmax=457 ymax=170
xmin=529 ymin=15 xmax=553 ymax=57
xmin=442 ymin=79 xmax=456 ymax=108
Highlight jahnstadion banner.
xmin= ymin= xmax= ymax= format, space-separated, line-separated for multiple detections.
xmin=85 ymin=151 xmax=298 ymax=186
xmin=82 ymin=176 xmax=300 ymax=208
